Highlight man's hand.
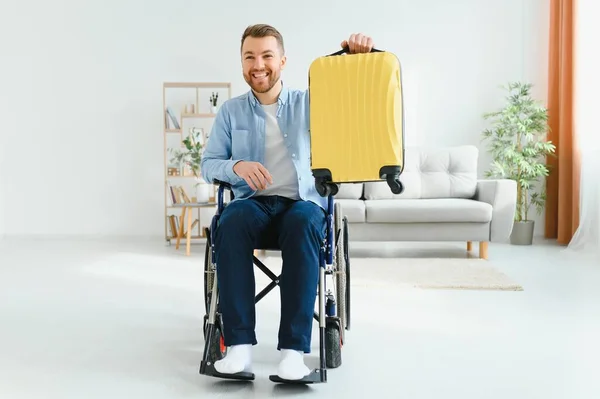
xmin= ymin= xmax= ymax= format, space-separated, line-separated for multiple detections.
xmin=341 ymin=33 xmax=374 ymax=54
xmin=233 ymin=161 xmax=273 ymax=191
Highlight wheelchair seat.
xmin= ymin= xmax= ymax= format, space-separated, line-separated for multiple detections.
xmin=251 ymin=223 xmax=284 ymax=252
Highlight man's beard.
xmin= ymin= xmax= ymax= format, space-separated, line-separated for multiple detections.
xmin=244 ymin=68 xmax=280 ymax=93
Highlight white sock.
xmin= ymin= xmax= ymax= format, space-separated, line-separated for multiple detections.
xmin=277 ymin=349 xmax=310 ymax=380
xmin=214 ymin=344 xmax=252 ymax=374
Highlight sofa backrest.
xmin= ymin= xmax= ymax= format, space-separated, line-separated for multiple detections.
xmin=334 ymin=183 xmax=364 ymax=199
xmin=334 ymin=145 xmax=479 ymax=200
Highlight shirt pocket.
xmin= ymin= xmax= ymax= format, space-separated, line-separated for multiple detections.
xmin=231 ymin=129 xmax=252 ymax=160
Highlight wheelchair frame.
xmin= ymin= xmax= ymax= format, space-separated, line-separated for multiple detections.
xmin=199 ymin=180 xmax=350 ymax=384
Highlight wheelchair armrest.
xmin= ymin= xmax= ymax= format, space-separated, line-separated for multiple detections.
xmin=212 ymin=179 xmax=235 ymax=206
xmin=213 ymin=179 xmax=232 ymax=190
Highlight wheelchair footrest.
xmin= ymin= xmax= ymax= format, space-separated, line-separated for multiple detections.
xmin=269 ymin=368 xmax=327 ymax=384
xmin=199 ymin=361 xmax=255 ymax=381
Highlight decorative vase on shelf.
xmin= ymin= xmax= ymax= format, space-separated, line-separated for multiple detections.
xmin=195 ymin=177 xmax=211 ymax=203
xmin=209 ymin=92 xmax=219 ymax=114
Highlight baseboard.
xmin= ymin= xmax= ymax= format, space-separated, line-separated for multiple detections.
xmin=0 ymin=234 xmax=165 ymax=242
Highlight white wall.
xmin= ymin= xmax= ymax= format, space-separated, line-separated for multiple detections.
xmin=0 ymin=59 xmax=7 ymax=239
xmin=0 ymin=144 xmax=4 ymax=240
xmin=575 ymin=0 xmax=600 ymax=151
xmin=521 ymin=0 xmax=550 ymax=236
xmin=0 ymin=0 xmax=550 ymax=238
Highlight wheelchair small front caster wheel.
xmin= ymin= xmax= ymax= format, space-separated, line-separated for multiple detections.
xmin=204 ymin=324 xmax=226 ymax=363
xmin=325 ymin=323 xmax=342 ymax=368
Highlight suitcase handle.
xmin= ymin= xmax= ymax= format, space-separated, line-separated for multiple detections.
xmin=328 ymin=46 xmax=383 ymax=56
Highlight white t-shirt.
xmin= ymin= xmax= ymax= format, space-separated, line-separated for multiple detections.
xmin=255 ymin=103 xmax=300 ymax=199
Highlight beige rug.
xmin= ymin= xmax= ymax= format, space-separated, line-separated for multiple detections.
xmin=257 ymin=256 xmax=523 ymax=291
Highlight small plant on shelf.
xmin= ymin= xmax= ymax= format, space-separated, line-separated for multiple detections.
xmin=169 ymin=128 xmax=212 ymax=203
xmin=481 ymin=81 xmax=556 ymax=245
xmin=209 ymin=92 xmax=218 ymax=112
xmin=169 ymin=128 xmax=203 ymax=181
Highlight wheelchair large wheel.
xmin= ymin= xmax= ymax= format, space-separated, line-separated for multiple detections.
xmin=333 ymin=202 xmax=350 ymax=337
xmin=202 ymin=228 xmax=227 ymax=364
xmin=203 ymin=228 xmax=215 ymax=315
xmin=342 ymin=215 xmax=350 ymax=330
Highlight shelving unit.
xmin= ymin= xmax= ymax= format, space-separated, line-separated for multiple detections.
xmin=163 ymin=82 xmax=232 ymax=252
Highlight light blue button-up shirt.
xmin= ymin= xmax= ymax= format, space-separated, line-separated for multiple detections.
xmin=200 ymin=82 xmax=328 ymax=210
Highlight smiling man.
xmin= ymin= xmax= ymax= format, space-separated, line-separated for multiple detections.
xmin=200 ymin=24 xmax=374 ymax=381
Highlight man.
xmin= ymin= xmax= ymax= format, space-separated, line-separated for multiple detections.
xmin=200 ymin=24 xmax=374 ymax=381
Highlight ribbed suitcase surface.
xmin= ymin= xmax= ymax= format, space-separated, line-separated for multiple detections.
xmin=309 ymin=50 xmax=404 ymax=187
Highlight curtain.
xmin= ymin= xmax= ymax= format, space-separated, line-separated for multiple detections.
xmin=567 ymin=0 xmax=600 ymax=259
xmin=568 ymin=149 xmax=600 ymax=258
xmin=545 ymin=0 xmax=579 ymax=245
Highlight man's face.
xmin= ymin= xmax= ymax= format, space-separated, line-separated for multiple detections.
xmin=241 ymin=36 xmax=286 ymax=94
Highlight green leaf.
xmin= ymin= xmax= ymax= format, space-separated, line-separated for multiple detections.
xmin=480 ymin=81 xmax=554 ymax=219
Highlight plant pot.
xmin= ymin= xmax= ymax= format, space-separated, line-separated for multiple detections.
xmin=210 ymin=106 xmax=217 ymax=114
xmin=195 ymin=178 xmax=211 ymax=203
xmin=510 ymin=220 xmax=535 ymax=245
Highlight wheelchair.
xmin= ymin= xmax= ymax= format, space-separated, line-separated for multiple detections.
xmin=199 ymin=180 xmax=350 ymax=384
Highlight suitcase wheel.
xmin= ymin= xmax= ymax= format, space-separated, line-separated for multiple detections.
xmin=313 ymin=169 xmax=339 ymax=198
xmin=387 ymin=176 xmax=403 ymax=195
xmin=379 ymin=166 xmax=404 ymax=195
xmin=316 ymin=181 xmax=339 ymax=197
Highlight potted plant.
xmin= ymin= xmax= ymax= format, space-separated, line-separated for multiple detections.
xmin=169 ymin=128 xmax=210 ymax=202
xmin=481 ymin=82 xmax=556 ymax=245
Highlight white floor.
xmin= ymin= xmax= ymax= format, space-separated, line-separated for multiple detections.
xmin=0 ymin=237 xmax=598 ymax=399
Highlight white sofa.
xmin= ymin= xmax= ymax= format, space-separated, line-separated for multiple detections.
xmin=333 ymin=145 xmax=517 ymax=259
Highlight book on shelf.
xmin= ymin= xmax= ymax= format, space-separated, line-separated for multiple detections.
xmin=166 ymin=214 xmax=199 ymax=238
xmin=166 ymin=182 xmax=192 ymax=205
xmin=165 ymin=107 xmax=180 ymax=129
xmin=166 ymin=181 xmax=217 ymax=205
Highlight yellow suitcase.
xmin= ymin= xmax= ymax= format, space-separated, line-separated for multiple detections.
xmin=309 ymin=47 xmax=405 ymax=197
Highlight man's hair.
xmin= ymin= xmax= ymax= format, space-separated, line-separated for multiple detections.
xmin=241 ymin=24 xmax=285 ymax=55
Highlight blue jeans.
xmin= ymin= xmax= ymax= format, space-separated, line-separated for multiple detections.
xmin=214 ymin=195 xmax=326 ymax=353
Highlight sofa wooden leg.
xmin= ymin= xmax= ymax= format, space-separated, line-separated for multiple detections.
xmin=479 ymin=242 xmax=489 ymax=259
xmin=467 ymin=241 xmax=473 ymax=252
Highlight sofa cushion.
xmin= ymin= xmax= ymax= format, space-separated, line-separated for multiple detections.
xmin=365 ymin=199 xmax=492 ymax=223
xmin=364 ymin=145 xmax=478 ymax=200
xmin=334 ymin=183 xmax=364 ymax=199
xmin=334 ymin=199 xmax=366 ymax=223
